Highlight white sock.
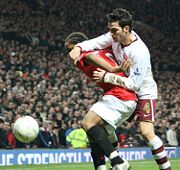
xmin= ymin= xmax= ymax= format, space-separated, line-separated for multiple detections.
xmin=148 ymin=135 xmax=171 ymax=169
xmin=97 ymin=164 xmax=106 ymax=170
xmin=109 ymin=150 xmax=119 ymax=159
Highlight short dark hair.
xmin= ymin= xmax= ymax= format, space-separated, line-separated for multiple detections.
xmin=107 ymin=8 xmax=133 ymax=31
xmin=65 ymin=32 xmax=89 ymax=45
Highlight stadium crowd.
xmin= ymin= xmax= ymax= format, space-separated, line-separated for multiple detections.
xmin=0 ymin=0 xmax=179 ymax=149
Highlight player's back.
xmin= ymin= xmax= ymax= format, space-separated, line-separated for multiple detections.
xmin=76 ymin=49 xmax=137 ymax=101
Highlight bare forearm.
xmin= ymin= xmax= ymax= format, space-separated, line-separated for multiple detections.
xmin=85 ymin=54 xmax=115 ymax=72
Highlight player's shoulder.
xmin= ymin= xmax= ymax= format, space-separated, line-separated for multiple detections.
xmin=129 ymin=34 xmax=150 ymax=57
xmin=132 ymin=31 xmax=149 ymax=50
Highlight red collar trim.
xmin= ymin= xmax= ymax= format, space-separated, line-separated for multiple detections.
xmin=121 ymin=34 xmax=138 ymax=48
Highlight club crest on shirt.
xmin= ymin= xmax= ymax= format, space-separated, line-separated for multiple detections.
xmin=143 ymin=102 xmax=151 ymax=114
xmin=134 ymin=67 xmax=142 ymax=76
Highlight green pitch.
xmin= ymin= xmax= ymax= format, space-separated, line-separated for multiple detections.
xmin=1 ymin=159 xmax=179 ymax=170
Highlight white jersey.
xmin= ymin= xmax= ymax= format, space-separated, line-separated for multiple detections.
xmin=76 ymin=31 xmax=157 ymax=99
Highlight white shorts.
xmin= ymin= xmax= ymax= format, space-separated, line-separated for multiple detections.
xmin=89 ymin=95 xmax=137 ymax=131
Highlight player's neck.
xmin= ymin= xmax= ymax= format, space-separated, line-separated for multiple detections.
xmin=121 ymin=33 xmax=136 ymax=47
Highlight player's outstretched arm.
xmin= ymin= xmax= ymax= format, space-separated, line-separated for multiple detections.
xmin=93 ymin=68 xmax=137 ymax=91
xmin=85 ymin=54 xmax=132 ymax=73
xmin=85 ymin=54 xmax=115 ymax=72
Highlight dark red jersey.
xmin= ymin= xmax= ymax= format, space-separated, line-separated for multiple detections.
xmin=76 ymin=49 xmax=137 ymax=101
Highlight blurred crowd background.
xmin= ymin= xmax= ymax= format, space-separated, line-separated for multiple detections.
xmin=0 ymin=0 xmax=179 ymax=149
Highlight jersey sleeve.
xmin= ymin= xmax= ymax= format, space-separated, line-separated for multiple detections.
xmin=76 ymin=32 xmax=112 ymax=51
xmin=104 ymin=48 xmax=150 ymax=91
xmin=104 ymin=72 xmax=137 ymax=91
xmin=129 ymin=49 xmax=150 ymax=89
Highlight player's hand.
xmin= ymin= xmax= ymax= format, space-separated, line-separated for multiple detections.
xmin=113 ymin=58 xmax=132 ymax=72
xmin=69 ymin=46 xmax=81 ymax=65
xmin=92 ymin=68 xmax=106 ymax=82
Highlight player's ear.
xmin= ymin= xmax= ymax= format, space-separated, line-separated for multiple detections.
xmin=123 ymin=26 xmax=130 ymax=33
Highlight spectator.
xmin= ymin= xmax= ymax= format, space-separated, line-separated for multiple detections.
xmin=118 ymin=134 xmax=129 ymax=148
xmin=166 ymin=124 xmax=178 ymax=146
xmin=38 ymin=121 xmax=54 ymax=148
xmin=65 ymin=122 xmax=78 ymax=145
xmin=66 ymin=124 xmax=89 ymax=149
xmin=58 ymin=123 xmax=67 ymax=148
xmin=6 ymin=122 xmax=16 ymax=149
xmin=0 ymin=118 xmax=12 ymax=149
xmin=0 ymin=0 xmax=178 ymax=149
xmin=176 ymin=123 xmax=180 ymax=146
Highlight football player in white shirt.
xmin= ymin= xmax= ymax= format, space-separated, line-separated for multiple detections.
xmin=69 ymin=8 xmax=171 ymax=170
